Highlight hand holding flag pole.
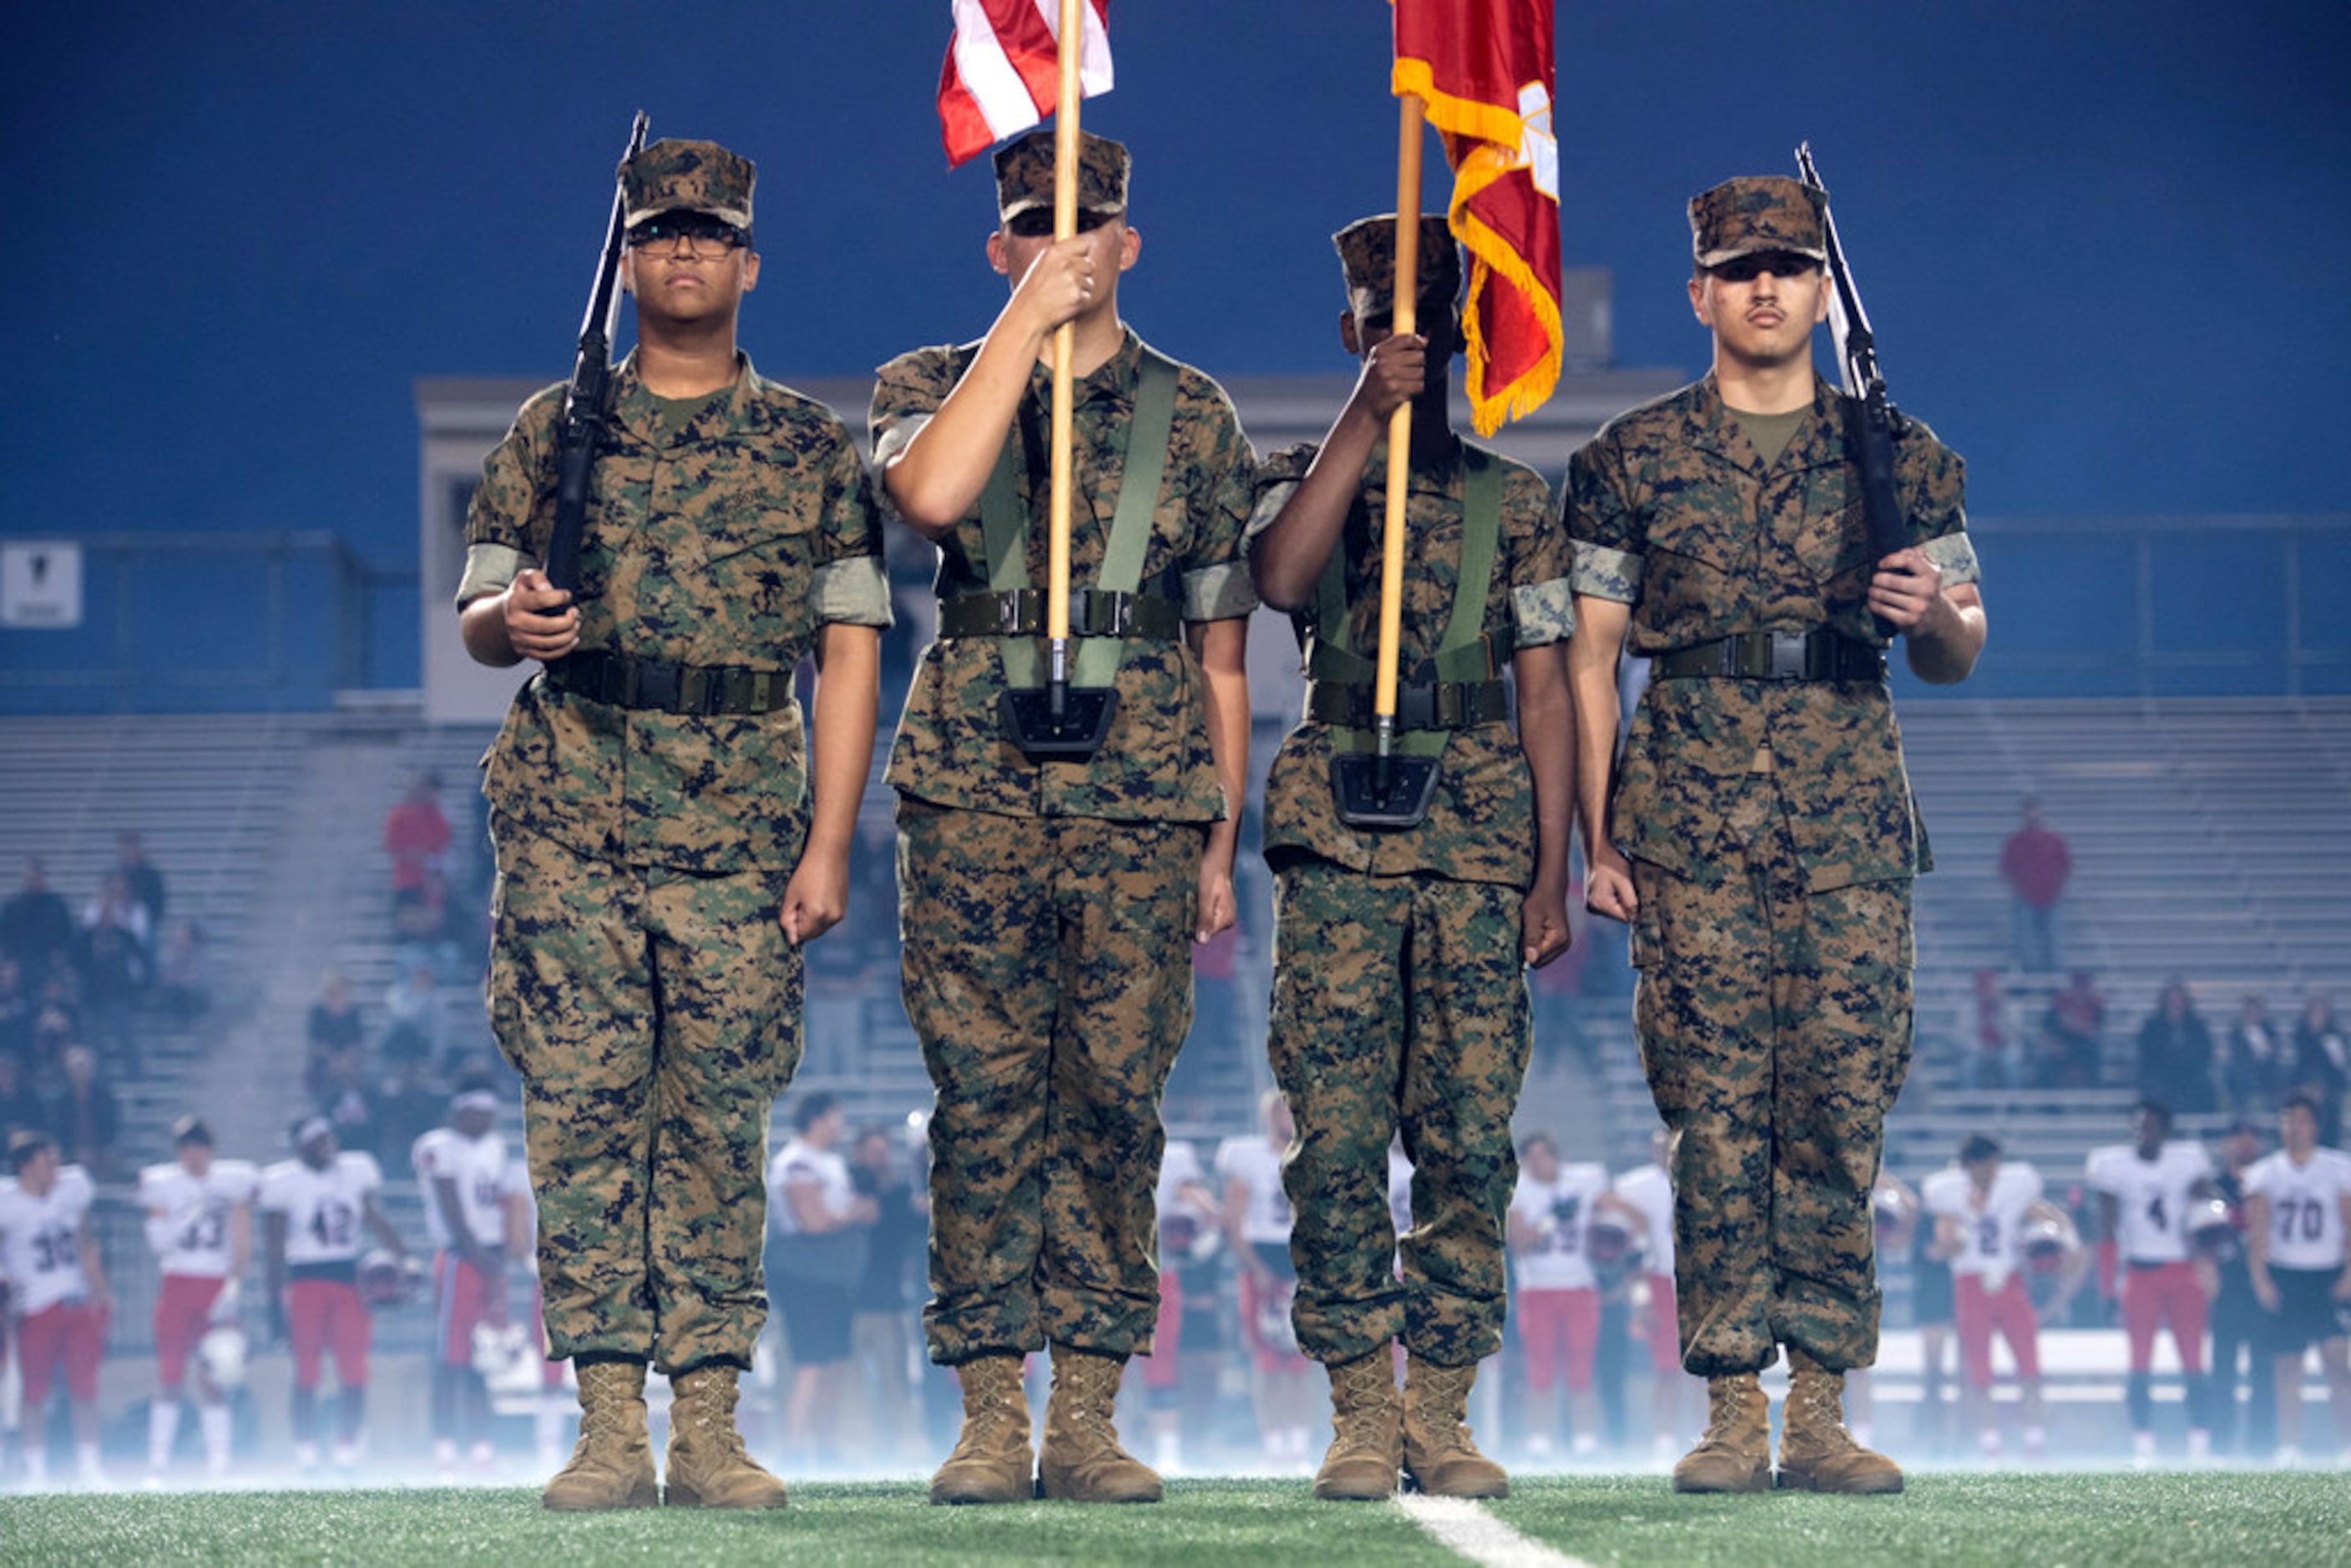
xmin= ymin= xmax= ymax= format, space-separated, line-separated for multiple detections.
xmin=1044 ymin=0 xmax=1082 ymax=730
xmin=1372 ymin=99 xmax=1425 ymax=800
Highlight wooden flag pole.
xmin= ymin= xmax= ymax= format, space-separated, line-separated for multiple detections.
xmin=1373 ymin=95 xmax=1426 ymax=755
xmin=1045 ymin=0 xmax=1083 ymax=716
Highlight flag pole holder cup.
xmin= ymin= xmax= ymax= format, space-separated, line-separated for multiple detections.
xmin=1331 ymin=724 xmax=1438 ymax=829
xmin=1001 ymin=637 xmax=1117 ymax=760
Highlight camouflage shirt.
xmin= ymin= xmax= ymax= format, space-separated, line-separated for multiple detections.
xmin=1565 ymin=373 xmax=1979 ymax=893
xmin=1249 ymin=438 xmax=1571 ymax=888
xmin=461 ymin=352 xmax=891 ymax=874
xmin=870 ymin=328 xmax=1256 ymax=823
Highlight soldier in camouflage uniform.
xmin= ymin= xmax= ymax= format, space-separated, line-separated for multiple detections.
xmin=457 ymin=139 xmax=889 ymax=1512
xmin=1249 ymin=216 xmax=1576 ymax=1502
xmin=1563 ymin=176 xmax=1987 ymax=1495
xmin=871 ymin=129 xmax=1254 ymax=1506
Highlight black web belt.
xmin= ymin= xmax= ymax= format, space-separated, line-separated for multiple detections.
xmin=1306 ymin=677 xmax=1509 ymax=732
xmin=1651 ymin=630 xmax=1885 ymax=684
xmin=548 ymin=650 xmax=792 ymax=716
xmin=937 ymin=588 xmax=1182 ymax=643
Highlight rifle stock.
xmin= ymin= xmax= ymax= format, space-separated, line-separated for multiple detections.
xmin=545 ymin=110 xmax=650 ymax=598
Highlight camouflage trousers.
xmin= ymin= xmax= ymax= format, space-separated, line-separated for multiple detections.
xmin=897 ymin=798 xmax=1201 ymax=1365
xmin=1630 ymin=811 xmax=1912 ymax=1378
xmin=487 ymin=822 xmax=801 ymax=1374
xmin=1268 ymin=862 xmax=1529 ymax=1368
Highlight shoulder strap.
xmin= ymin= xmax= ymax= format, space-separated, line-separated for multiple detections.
xmin=1306 ymin=441 xmax=1505 ymax=684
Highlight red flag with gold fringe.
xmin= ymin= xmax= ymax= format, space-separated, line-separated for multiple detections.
xmin=1392 ymin=1 xmax=1562 ymax=434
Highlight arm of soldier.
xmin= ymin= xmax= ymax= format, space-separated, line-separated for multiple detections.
xmin=1565 ymin=594 xmax=1635 ymax=922
xmin=783 ymin=621 xmax=881 ymax=948
xmin=1869 ymin=554 xmax=1985 ymax=685
xmin=1189 ymin=617 xmax=1248 ymax=943
xmin=1514 ymin=640 xmax=1575 ymax=969
xmin=460 ymin=569 xmax=581 ymax=668
xmin=882 ymin=239 xmax=1099 ymax=535
xmin=1246 ymin=334 xmax=1423 ymax=612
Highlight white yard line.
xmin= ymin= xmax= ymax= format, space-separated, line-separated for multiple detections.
xmin=1394 ymin=1493 xmax=1598 ymax=1568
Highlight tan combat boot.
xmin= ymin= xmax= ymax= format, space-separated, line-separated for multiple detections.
xmin=1036 ymin=1344 xmax=1162 ymax=1503
xmin=1400 ymin=1354 xmax=1509 ymax=1499
xmin=540 ymin=1359 xmax=658 ymax=1511
xmin=929 ymin=1354 xmax=1034 ymax=1505
xmin=663 ymin=1364 xmax=789 ymax=1509
xmin=1776 ymin=1348 xmax=1903 ymax=1494
xmin=1670 ymin=1372 xmax=1771 ymax=1494
xmin=1313 ymin=1347 xmax=1403 ymax=1501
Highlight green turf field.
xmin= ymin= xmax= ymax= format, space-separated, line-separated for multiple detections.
xmin=6 ymin=1474 xmax=2349 ymax=1566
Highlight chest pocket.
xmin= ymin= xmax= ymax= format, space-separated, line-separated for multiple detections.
xmin=1641 ymin=473 xmax=1750 ymax=578
xmin=1795 ymin=468 xmax=1874 ymax=583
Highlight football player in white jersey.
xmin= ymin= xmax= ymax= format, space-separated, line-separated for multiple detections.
xmin=1509 ymin=1132 xmax=1642 ymax=1464
xmin=2244 ymin=1090 xmax=2351 ymax=1464
xmin=414 ymin=1079 xmax=515 ymax=1480
xmin=2086 ymin=1099 xmax=2218 ymax=1463
xmin=1924 ymin=1134 xmax=2060 ymax=1461
xmin=138 ymin=1115 xmax=257 ymax=1481
xmin=1614 ymin=1128 xmax=1700 ymax=1459
xmin=1218 ymin=1090 xmax=1312 ymax=1469
xmin=0 ymin=1131 xmax=111 ymax=1488
xmin=260 ymin=1116 xmax=407 ymax=1470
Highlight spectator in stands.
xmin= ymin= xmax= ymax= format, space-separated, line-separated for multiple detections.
xmin=114 ymin=831 xmax=167 ymax=953
xmin=33 ymin=1043 xmax=119 ymax=1181
xmin=384 ymin=769 xmax=453 ymax=937
xmin=0 ymin=1048 xmax=33 ymax=1140
xmin=382 ymin=960 xmax=453 ymax=1077
xmin=312 ymin=1041 xmax=382 ymax=1159
xmin=1959 ymin=967 xmax=2024 ymax=1091
xmin=2136 ymin=979 xmax=2218 ymax=1115
xmin=304 ymin=970 xmax=363 ymax=1099
xmin=0 ymin=957 xmax=31 ymax=1064
xmin=847 ymin=1123 xmax=924 ymax=1466
xmin=2224 ymin=994 xmax=2288 ymax=1117
xmin=2290 ymin=992 xmax=2348 ymax=1147
xmin=154 ymin=918 xmax=210 ymax=1025
xmin=1997 ymin=799 xmax=2071 ymax=973
xmin=76 ymin=868 xmax=152 ymax=1067
xmin=0 ymin=857 xmax=75 ymax=991
xmin=375 ymin=1045 xmax=444 ymax=1179
xmin=2034 ymin=970 xmax=2107 ymax=1089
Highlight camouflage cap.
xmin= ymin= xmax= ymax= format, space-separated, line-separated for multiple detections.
xmin=621 ymin=139 xmax=756 ymax=231
xmin=994 ymin=129 xmax=1129 ymax=222
xmin=1332 ymin=214 xmax=1463 ymax=322
xmin=1688 ymin=175 xmax=1827 ymax=268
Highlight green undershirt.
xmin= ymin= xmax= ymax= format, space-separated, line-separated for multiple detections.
xmin=1726 ymin=404 xmax=1808 ymax=468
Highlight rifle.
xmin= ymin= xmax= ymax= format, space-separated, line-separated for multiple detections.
xmin=1794 ymin=143 xmax=1908 ymax=576
xmin=544 ymin=110 xmax=650 ymax=599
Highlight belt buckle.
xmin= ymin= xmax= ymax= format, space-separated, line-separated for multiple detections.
xmin=1395 ymin=680 xmax=1437 ymax=731
xmin=1768 ymin=630 xmax=1807 ymax=680
xmin=635 ymin=660 xmax=680 ymax=711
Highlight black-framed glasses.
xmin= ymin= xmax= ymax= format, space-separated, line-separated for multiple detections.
xmin=628 ymin=213 xmax=751 ymax=256
xmin=1004 ymin=207 xmax=1116 ymax=239
xmin=1708 ymin=250 xmax=1819 ymax=284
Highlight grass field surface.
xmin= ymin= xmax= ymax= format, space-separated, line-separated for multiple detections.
xmin=6 ymin=1474 xmax=2350 ymax=1566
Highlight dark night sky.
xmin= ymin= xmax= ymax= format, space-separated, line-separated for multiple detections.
xmin=6 ymin=2 xmax=2348 ymax=570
